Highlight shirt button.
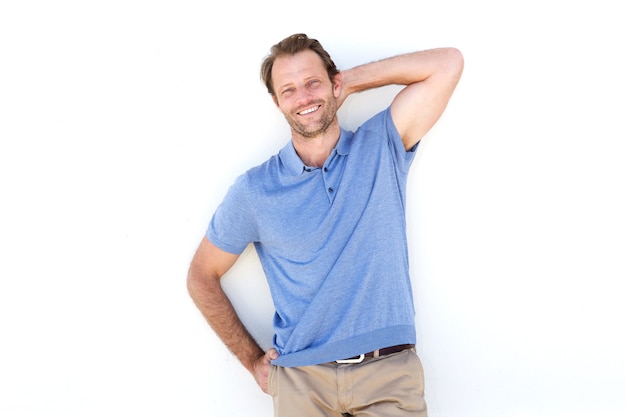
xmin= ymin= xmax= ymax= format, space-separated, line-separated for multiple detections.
xmin=324 ymin=167 xmax=328 ymax=172
xmin=328 ymin=187 xmax=334 ymax=193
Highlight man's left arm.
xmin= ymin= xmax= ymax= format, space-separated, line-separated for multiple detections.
xmin=338 ymin=47 xmax=464 ymax=150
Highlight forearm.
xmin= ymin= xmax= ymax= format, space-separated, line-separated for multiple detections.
xmin=187 ymin=271 xmax=264 ymax=373
xmin=341 ymin=48 xmax=461 ymax=97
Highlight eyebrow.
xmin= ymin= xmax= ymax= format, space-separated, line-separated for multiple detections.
xmin=276 ymin=82 xmax=295 ymax=92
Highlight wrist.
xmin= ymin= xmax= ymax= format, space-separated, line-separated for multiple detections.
xmin=242 ymin=347 xmax=265 ymax=374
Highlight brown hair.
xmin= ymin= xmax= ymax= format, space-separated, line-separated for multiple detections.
xmin=260 ymin=33 xmax=339 ymax=96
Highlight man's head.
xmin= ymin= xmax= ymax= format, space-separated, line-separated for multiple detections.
xmin=261 ymin=34 xmax=342 ymax=140
xmin=260 ymin=34 xmax=339 ymax=97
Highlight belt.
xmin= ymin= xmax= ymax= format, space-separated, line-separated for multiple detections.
xmin=335 ymin=344 xmax=415 ymax=364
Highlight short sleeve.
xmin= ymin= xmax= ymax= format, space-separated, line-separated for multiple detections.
xmin=206 ymin=173 xmax=259 ymax=254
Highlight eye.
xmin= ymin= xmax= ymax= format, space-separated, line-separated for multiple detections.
xmin=281 ymin=87 xmax=294 ymax=97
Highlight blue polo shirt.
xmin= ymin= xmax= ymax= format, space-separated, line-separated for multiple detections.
xmin=207 ymin=107 xmax=418 ymax=367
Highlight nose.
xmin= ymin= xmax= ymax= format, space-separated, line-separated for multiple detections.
xmin=294 ymin=88 xmax=315 ymax=106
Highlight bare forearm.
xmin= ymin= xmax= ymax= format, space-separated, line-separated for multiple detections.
xmin=187 ymin=272 xmax=264 ymax=373
xmin=341 ymin=48 xmax=462 ymax=97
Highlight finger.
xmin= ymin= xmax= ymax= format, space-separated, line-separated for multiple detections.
xmin=266 ymin=348 xmax=279 ymax=361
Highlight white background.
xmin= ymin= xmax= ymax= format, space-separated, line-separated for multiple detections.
xmin=1 ymin=1 xmax=625 ymax=416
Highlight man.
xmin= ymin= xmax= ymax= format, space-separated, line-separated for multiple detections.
xmin=188 ymin=33 xmax=463 ymax=416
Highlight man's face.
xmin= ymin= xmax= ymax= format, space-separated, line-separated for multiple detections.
xmin=271 ymin=50 xmax=340 ymax=139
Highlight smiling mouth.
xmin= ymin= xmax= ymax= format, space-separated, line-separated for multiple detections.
xmin=297 ymin=105 xmax=320 ymax=115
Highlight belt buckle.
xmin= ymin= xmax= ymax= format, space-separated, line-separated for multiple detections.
xmin=336 ymin=354 xmax=365 ymax=364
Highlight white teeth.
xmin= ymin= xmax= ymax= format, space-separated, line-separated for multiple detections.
xmin=299 ymin=106 xmax=318 ymax=115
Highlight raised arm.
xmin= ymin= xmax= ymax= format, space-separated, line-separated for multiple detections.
xmin=339 ymin=47 xmax=463 ymax=150
xmin=187 ymin=237 xmax=278 ymax=393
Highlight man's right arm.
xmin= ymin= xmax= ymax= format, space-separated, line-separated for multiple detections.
xmin=187 ymin=237 xmax=278 ymax=393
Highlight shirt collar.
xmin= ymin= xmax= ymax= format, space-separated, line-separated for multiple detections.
xmin=279 ymin=128 xmax=352 ymax=176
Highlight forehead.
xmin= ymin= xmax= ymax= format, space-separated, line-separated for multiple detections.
xmin=272 ymin=50 xmax=327 ymax=87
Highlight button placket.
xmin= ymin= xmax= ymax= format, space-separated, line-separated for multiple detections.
xmin=321 ymin=150 xmax=343 ymax=203
xmin=322 ymin=164 xmax=336 ymax=202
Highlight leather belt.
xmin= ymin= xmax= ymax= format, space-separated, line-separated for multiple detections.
xmin=335 ymin=344 xmax=415 ymax=364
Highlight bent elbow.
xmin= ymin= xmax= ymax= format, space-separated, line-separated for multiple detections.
xmin=187 ymin=262 xmax=210 ymax=300
xmin=187 ymin=260 xmax=223 ymax=304
xmin=186 ymin=265 xmax=202 ymax=300
xmin=446 ymin=47 xmax=464 ymax=80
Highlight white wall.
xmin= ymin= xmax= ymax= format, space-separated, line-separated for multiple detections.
xmin=1 ymin=1 xmax=625 ymax=416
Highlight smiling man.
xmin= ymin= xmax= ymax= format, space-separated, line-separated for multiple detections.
xmin=188 ymin=33 xmax=463 ymax=417
xmin=271 ymin=49 xmax=340 ymax=142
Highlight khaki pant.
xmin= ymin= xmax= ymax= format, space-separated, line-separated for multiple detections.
xmin=268 ymin=349 xmax=427 ymax=417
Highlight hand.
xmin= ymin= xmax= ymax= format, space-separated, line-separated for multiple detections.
xmin=252 ymin=348 xmax=279 ymax=394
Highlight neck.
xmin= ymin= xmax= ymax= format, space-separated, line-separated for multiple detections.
xmin=292 ymin=124 xmax=341 ymax=167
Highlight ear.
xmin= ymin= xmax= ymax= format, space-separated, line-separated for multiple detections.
xmin=332 ymin=73 xmax=342 ymax=98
